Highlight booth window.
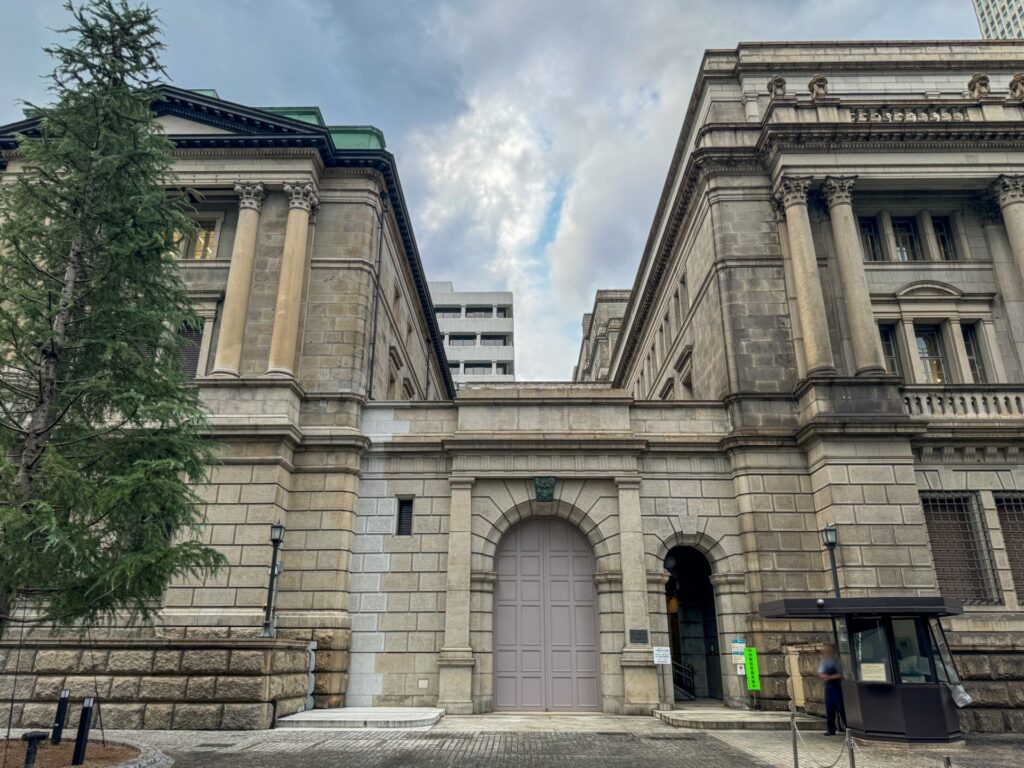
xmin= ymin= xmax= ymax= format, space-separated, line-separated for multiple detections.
xmin=920 ymin=492 xmax=1000 ymax=605
xmin=995 ymin=492 xmax=1024 ymax=598
xmin=842 ymin=616 xmax=892 ymax=683
xmin=891 ymin=618 xmax=937 ymax=684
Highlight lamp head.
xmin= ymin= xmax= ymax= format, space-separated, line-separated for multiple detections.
xmin=821 ymin=525 xmax=838 ymax=548
xmin=270 ymin=523 xmax=286 ymax=543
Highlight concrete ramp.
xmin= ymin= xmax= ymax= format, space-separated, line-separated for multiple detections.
xmin=277 ymin=707 xmax=444 ymax=729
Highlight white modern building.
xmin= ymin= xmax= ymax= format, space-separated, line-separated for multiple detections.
xmin=974 ymin=0 xmax=1024 ymax=38
xmin=428 ymin=281 xmax=515 ymax=384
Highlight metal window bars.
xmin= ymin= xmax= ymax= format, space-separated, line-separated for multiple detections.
xmin=995 ymin=492 xmax=1024 ymax=599
xmin=920 ymin=492 xmax=1001 ymax=605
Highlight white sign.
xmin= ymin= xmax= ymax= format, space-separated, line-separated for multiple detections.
xmin=736 ymin=663 xmax=745 ymax=676
xmin=652 ymin=646 xmax=672 ymax=665
xmin=731 ymin=638 xmax=746 ymax=662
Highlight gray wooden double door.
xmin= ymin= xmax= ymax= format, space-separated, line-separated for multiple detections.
xmin=494 ymin=518 xmax=601 ymax=711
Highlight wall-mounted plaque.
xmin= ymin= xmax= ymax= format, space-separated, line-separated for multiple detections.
xmin=533 ymin=476 xmax=555 ymax=502
xmin=629 ymin=629 xmax=648 ymax=644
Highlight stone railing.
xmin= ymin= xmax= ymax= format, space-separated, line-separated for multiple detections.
xmin=903 ymin=386 xmax=1024 ymax=420
xmin=849 ymin=105 xmax=972 ymax=124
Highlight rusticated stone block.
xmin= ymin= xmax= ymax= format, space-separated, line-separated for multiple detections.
xmin=0 ymin=676 xmax=36 ymax=699
xmin=32 ymin=650 xmax=82 ymax=674
xmin=1005 ymin=709 xmax=1024 ymax=733
xmin=971 ymin=709 xmax=1008 ymax=733
xmin=20 ymin=703 xmax=56 ymax=728
xmin=143 ymin=703 xmax=174 ymax=729
xmin=228 ymin=650 xmax=267 ymax=674
xmin=33 ymin=676 xmax=67 ymax=699
xmin=139 ymin=676 xmax=188 ymax=701
xmin=101 ymin=703 xmax=145 ymax=729
xmin=966 ymin=681 xmax=1012 ymax=707
xmin=955 ymin=654 xmax=991 ymax=679
xmin=109 ymin=676 xmax=141 ymax=700
xmin=991 ymin=655 xmax=1024 ymax=680
xmin=172 ymin=703 xmax=222 ymax=730
xmin=106 ymin=650 xmax=154 ymax=674
xmin=64 ymin=676 xmax=110 ymax=698
xmin=215 ymin=676 xmax=265 ymax=700
xmin=221 ymin=702 xmax=272 ymax=730
xmin=152 ymin=651 xmax=181 ymax=673
xmin=186 ymin=676 xmax=217 ymax=701
xmin=271 ymin=650 xmax=307 ymax=674
xmin=181 ymin=650 xmax=230 ymax=674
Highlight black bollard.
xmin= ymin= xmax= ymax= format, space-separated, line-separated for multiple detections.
xmin=71 ymin=696 xmax=95 ymax=766
xmin=21 ymin=731 xmax=49 ymax=768
xmin=51 ymin=688 xmax=71 ymax=745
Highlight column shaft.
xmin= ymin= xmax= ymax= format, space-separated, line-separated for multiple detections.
xmin=823 ymin=177 xmax=885 ymax=375
xmin=778 ymin=176 xmax=836 ymax=376
xmin=267 ymin=183 xmax=318 ymax=376
xmin=211 ymin=184 xmax=264 ymax=376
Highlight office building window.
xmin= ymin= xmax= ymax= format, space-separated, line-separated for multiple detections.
xmin=859 ymin=216 xmax=884 ymax=261
xmin=932 ymin=216 xmax=958 ymax=261
xmin=448 ymin=362 xmax=461 ymax=373
xmin=920 ymin=492 xmax=1000 ymax=605
xmin=464 ymin=363 xmax=492 ymax=375
xmin=495 ymin=362 xmax=511 ymax=375
xmin=995 ymin=493 xmax=1024 ymax=599
xmin=915 ymin=325 xmax=948 ymax=384
xmin=878 ymin=324 xmax=901 ymax=376
xmin=891 ymin=217 xmax=923 ymax=262
xmin=435 ymin=307 xmax=461 ymax=318
xmin=448 ymin=335 xmax=476 ymax=347
xmin=465 ymin=306 xmax=493 ymax=318
xmin=961 ymin=323 xmax=988 ymax=384
xmin=496 ymin=306 xmax=511 ymax=318
xmin=480 ymin=335 xmax=507 ymax=346
xmin=396 ymin=498 xmax=414 ymax=536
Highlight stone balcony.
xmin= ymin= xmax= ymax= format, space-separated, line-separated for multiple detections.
xmin=902 ymin=385 xmax=1024 ymax=421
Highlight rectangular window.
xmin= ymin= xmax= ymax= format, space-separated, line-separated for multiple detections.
xmin=396 ymin=498 xmax=414 ymax=536
xmin=920 ymin=492 xmax=1000 ymax=605
xmin=932 ymin=216 xmax=958 ymax=261
xmin=891 ymin=217 xmax=923 ymax=262
xmin=448 ymin=335 xmax=476 ymax=347
xmin=961 ymin=323 xmax=987 ymax=384
xmin=914 ymin=325 xmax=948 ymax=384
xmin=180 ymin=326 xmax=203 ymax=382
xmin=878 ymin=324 xmax=902 ymax=376
xmin=859 ymin=216 xmax=884 ymax=261
xmin=465 ymin=306 xmax=493 ymax=318
xmin=435 ymin=307 xmax=461 ymax=318
xmin=496 ymin=306 xmax=511 ymax=318
xmin=189 ymin=221 xmax=218 ymax=260
xmin=464 ymin=363 xmax=492 ymax=375
xmin=448 ymin=362 xmax=461 ymax=373
xmin=995 ymin=493 xmax=1024 ymax=599
xmin=480 ymin=335 xmax=507 ymax=346
xmin=495 ymin=362 xmax=511 ymax=375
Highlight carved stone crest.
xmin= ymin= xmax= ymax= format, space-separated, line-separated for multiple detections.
xmin=968 ymin=74 xmax=991 ymax=99
xmin=1010 ymin=74 xmax=1024 ymax=101
xmin=808 ymin=74 xmax=829 ymax=100
xmin=533 ymin=476 xmax=555 ymax=502
xmin=767 ymin=76 xmax=787 ymax=99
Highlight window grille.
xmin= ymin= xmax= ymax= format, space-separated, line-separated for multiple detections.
xmin=995 ymin=493 xmax=1024 ymax=598
xmin=396 ymin=498 xmax=414 ymax=536
xmin=180 ymin=327 xmax=203 ymax=382
xmin=920 ymin=492 xmax=1000 ymax=605
xmin=932 ymin=216 xmax=958 ymax=261
xmin=859 ymin=216 xmax=884 ymax=261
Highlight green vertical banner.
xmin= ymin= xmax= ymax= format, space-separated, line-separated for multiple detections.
xmin=744 ymin=647 xmax=761 ymax=691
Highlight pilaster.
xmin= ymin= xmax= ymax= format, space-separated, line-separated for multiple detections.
xmin=438 ymin=477 xmax=475 ymax=714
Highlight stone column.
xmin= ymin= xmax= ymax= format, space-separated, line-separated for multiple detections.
xmin=211 ymin=183 xmax=264 ymax=376
xmin=777 ymin=176 xmax=836 ymax=376
xmin=992 ymin=175 xmax=1024 ymax=283
xmin=822 ymin=176 xmax=886 ymax=375
xmin=267 ymin=182 xmax=319 ymax=376
xmin=616 ymin=477 xmax=659 ymax=714
xmin=438 ymin=477 xmax=475 ymax=714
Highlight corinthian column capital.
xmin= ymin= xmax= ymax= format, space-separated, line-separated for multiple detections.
xmin=234 ymin=182 xmax=266 ymax=212
xmin=774 ymin=175 xmax=813 ymax=209
xmin=822 ymin=176 xmax=857 ymax=208
xmin=284 ymin=182 xmax=320 ymax=213
xmin=992 ymin=175 xmax=1024 ymax=208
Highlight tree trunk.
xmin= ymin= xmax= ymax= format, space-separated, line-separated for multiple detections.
xmin=15 ymin=236 xmax=82 ymax=499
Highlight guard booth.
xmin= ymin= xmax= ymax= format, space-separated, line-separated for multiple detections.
xmin=760 ymin=597 xmax=965 ymax=743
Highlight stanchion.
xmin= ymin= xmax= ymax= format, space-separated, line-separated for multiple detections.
xmin=943 ymin=757 xmax=952 ymax=767
xmin=71 ymin=697 xmax=94 ymax=766
xmin=51 ymin=689 xmax=70 ymax=745
xmin=20 ymin=732 xmax=48 ymax=768
xmin=844 ymin=728 xmax=855 ymax=768
xmin=790 ymin=711 xmax=800 ymax=768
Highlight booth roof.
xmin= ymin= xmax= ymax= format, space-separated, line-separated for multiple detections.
xmin=759 ymin=596 xmax=963 ymax=619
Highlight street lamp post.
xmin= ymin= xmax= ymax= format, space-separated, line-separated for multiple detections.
xmin=260 ymin=523 xmax=286 ymax=638
xmin=821 ymin=525 xmax=840 ymax=598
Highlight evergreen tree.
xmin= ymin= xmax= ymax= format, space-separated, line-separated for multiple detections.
xmin=0 ymin=0 xmax=224 ymax=633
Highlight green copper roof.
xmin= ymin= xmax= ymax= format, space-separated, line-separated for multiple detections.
xmin=263 ymin=106 xmax=326 ymax=126
xmin=329 ymin=126 xmax=385 ymax=150
xmin=189 ymin=88 xmax=220 ymax=98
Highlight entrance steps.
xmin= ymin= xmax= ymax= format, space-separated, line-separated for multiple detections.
xmin=276 ymin=707 xmax=444 ymax=729
xmin=656 ymin=703 xmax=821 ymax=731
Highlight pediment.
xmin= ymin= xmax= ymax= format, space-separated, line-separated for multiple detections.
xmin=894 ymin=281 xmax=964 ymax=299
xmin=155 ymin=114 xmax=233 ymax=136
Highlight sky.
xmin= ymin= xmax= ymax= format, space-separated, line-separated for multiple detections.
xmin=0 ymin=0 xmax=982 ymax=380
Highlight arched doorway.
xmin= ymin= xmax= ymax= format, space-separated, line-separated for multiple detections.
xmin=493 ymin=517 xmax=601 ymax=711
xmin=664 ymin=546 xmax=722 ymax=701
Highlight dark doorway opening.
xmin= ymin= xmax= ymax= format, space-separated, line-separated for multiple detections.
xmin=664 ymin=546 xmax=722 ymax=701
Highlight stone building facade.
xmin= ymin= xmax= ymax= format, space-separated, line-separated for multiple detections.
xmin=2 ymin=42 xmax=1024 ymax=733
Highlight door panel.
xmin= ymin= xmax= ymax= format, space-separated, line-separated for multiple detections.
xmin=493 ymin=517 xmax=600 ymax=711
